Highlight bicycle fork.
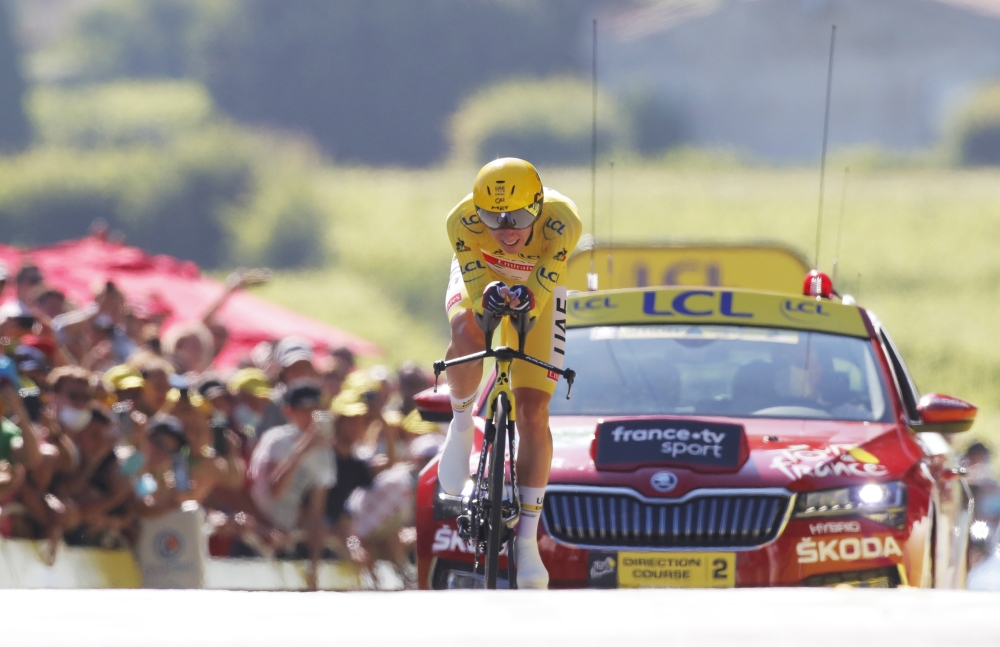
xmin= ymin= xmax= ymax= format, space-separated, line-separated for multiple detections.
xmin=489 ymin=358 xmax=521 ymax=531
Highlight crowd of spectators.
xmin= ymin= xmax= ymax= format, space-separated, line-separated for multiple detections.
xmin=0 ymin=260 xmax=442 ymax=588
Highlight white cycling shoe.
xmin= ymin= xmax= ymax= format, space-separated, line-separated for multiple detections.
xmin=437 ymin=422 xmax=474 ymax=496
xmin=515 ymin=537 xmax=550 ymax=589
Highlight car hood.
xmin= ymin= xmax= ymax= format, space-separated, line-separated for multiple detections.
xmin=547 ymin=415 xmax=917 ymax=498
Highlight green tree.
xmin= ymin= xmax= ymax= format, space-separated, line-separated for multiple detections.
xmin=3 ymin=81 xmax=329 ymax=268
xmin=198 ymin=0 xmax=591 ymax=165
xmin=0 ymin=0 xmax=30 ymax=152
xmin=449 ymin=77 xmax=632 ymax=165
xmin=948 ymin=82 xmax=1000 ymax=166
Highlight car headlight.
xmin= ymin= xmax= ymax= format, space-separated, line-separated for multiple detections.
xmin=793 ymin=481 xmax=907 ymax=527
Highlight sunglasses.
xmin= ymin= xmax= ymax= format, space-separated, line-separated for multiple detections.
xmin=475 ymin=206 xmax=539 ymax=230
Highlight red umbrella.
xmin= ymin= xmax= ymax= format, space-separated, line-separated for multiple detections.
xmin=0 ymin=236 xmax=379 ymax=367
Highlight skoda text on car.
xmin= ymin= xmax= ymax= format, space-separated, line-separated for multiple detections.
xmin=415 ymin=273 xmax=976 ymax=589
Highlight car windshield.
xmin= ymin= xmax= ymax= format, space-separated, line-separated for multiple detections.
xmin=550 ymin=325 xmax=892 ymax=422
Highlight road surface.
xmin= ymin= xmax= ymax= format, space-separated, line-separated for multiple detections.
xmin=4 ymin=587 xmax=1000 ymax=646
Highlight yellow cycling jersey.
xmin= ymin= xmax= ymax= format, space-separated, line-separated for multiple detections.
xmin=446 ymin=187 xmax=583 ymax=317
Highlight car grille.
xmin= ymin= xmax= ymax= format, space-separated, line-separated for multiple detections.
xmin=543 ymin=488 xmax=791 ymax=549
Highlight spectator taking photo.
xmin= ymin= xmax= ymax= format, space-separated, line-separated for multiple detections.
xmin=249 ymin=381 xmax=335 ymax=590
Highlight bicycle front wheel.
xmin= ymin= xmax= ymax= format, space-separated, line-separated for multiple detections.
xmin=484 ymin=391 xmax=509 ymax=589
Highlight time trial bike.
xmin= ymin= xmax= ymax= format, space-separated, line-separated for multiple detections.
xmin=433 ymin=306 xmax=575 ymax=589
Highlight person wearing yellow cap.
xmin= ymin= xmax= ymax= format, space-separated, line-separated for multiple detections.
xmin=330 ymin=385 xmax=369 ymax=419
xmin=126 ymin=353 xmax=173 ymax=416
xmin=329 ymin=384 xmax=373 ymax=469
xmin=338 ymin=368 xmax=408 ymax=470
xmin=327 ymin=385 xmax=414 ymax=575
xmin=440 ymin=158 xmax=582 ymax=589
xmin=103 ymin=364 xmax=146 ymax=406
xmin=227 ymin=368 xmax=272 ymax=445
xmin=340 ymin=369 xmax=380 ymax=403
xmin=400 ymin=409 xmax=441 ymax=437
xmin=326 ymin=387 xmax=372 ymax=563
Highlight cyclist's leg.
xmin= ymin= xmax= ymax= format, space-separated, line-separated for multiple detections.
xmin=510 ymin=386 xmax=552 ymax=589
xmin=508 ymin=286 xmax=567 ymax=588
xmin=439 ymin=257 xmax=486 ymax=495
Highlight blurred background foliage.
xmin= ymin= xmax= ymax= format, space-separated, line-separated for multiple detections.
xmin=0 ymin=0 xmax=30 ymax=152
xmin=2 ymin=0 xmax=681 ymax=275
xmin=48 ymin=0 xmax=596 ymax=165
xmin=1 ymin=79 xmax=327 ymax=269
xmin=950 ymin=82 xmax=1000 ymax=167
xmin=29 ymin=81 xmax=213 ymax=148
xmin=449 ymin=77 xmax=632 ymax=166
xmin=0 ymin=129 xmax=254 ymax=264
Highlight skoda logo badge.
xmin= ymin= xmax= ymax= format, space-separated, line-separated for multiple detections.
xmin=650 ymin=471 xmax=678 ymax=493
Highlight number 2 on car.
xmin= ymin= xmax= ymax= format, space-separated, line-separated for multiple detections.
xmin=616 ymin=552 xmax=735 ymax=588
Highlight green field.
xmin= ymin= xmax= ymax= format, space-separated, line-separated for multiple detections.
xmin=253 ymin=163 xmax=1000 ymax=445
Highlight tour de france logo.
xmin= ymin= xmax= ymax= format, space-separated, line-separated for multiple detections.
xmin=153 ymin=530 xmax=184 ymax=560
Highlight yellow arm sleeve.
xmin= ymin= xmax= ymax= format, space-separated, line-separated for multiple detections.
xmin=523 ymin=200 xmax=582 ymax=316
xmin=447 ymin=200 xmax=491 ymax=315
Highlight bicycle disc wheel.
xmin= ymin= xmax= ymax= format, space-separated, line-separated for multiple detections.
xmin=484 ymin=391 xmax=509 ymax=589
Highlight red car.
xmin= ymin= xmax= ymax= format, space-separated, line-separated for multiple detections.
xmin=415 ymin=275 xmax=977 ymax=589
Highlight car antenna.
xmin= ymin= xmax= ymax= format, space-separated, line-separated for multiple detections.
xmin=813 ymin=25 xmax=837 ymax=272
xmin=832 ymin=166 xmax=850 ymax=285
xmin=608 ymin=159 xmax=615 ymax=290
xmin=587 ymin=18 xmax=600 ymax=292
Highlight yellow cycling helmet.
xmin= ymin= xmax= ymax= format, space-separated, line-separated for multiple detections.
xmin=472 ymin=158 xmax=544 ymax=229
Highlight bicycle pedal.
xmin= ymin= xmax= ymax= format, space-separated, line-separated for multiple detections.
xmin=501 ymin=502 xmax=520 ymax=529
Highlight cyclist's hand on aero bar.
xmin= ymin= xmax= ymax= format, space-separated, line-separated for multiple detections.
xmin=480 ymin=281 xmax=535 ymax=337
xmin=482 ymin=280 xmax=512 ymax=314
xmin=507 ymin=284 xmax=534 ymax=316
xmin=482 ymin=281 xmax=535 ymax=315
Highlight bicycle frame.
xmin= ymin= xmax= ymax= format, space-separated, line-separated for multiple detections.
xmin=480 ymin=351 xmax=520 ymax=532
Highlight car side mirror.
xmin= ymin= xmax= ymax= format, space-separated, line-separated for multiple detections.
xmin=414 ymin=385 xmax=453 ymax=423
xmin=916 ymin=393 xmax=977 ymax=433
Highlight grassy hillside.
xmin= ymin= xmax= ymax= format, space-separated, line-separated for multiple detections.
xmin=258 ymin=162 xmax=1000 ymax=445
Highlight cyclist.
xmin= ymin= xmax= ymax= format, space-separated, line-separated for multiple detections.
xmin=439 ymin=157 xmax=582 ymax=589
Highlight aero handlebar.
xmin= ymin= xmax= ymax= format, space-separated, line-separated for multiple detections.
xmin=433 ymin=348 xmax=576 ymax=400
xmin=433 ymin=307 xmax=576 ymax=400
